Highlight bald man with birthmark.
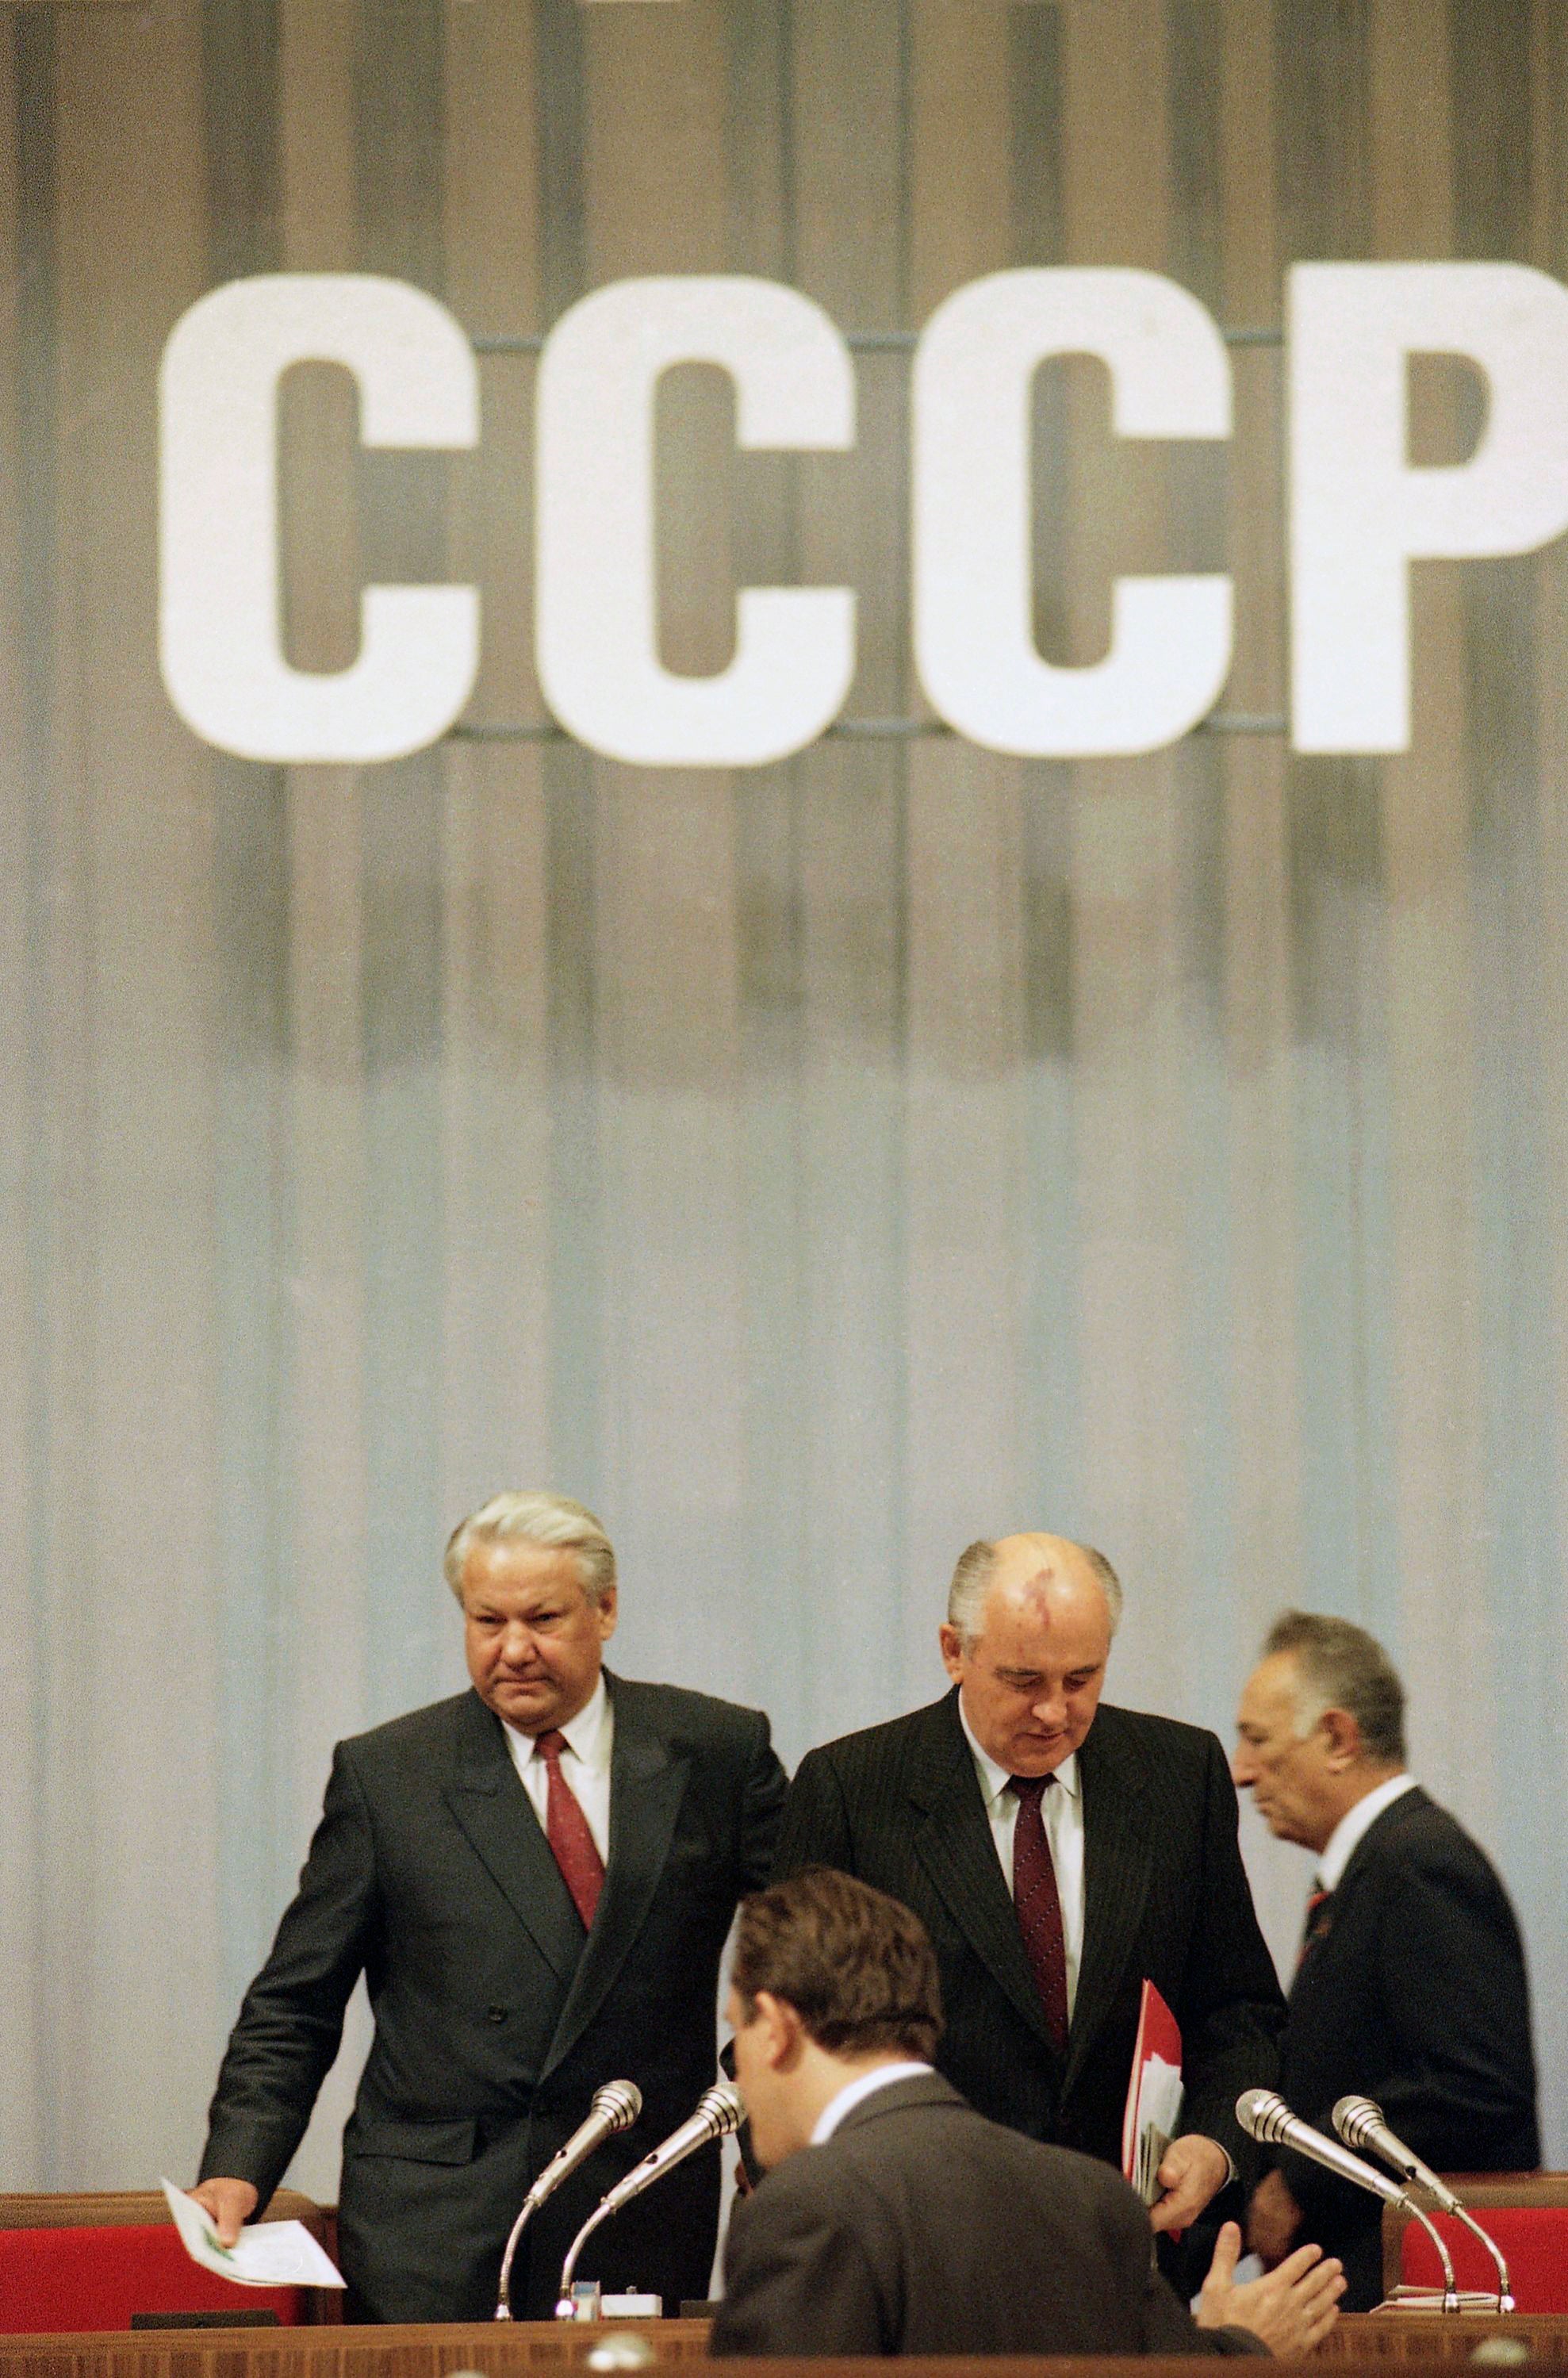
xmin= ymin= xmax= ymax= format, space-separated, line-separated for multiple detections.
xmin=774 ymin=1535 xmax=1285 ymax=2262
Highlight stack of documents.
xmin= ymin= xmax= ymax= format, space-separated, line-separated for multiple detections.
xmin=1121 ymin=1982 xmax=1185 ymax=2208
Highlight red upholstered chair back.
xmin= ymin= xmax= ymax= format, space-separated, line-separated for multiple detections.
xmin=0 ymin=2221 xmax=306 ymax=2330
xmin=0 ymin=2190 xmax=333 ymax=2333
xmin=1401 ymin=2207 xmax=1568 ymax=2312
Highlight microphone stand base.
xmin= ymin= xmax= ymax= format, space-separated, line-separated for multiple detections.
xmin=558 ymin=2292 xmax=604 ymax=2322
xmin=1380 ymin=2287 xmax=1506 ymax=2315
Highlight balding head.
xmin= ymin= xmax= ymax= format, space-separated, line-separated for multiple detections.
xmin=949 ymin=1532 xmax=1122 ymax=1648
xmin=940 ymin=1532 xmax=1118 ymax=1776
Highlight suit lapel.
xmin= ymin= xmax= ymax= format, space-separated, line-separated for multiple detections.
xmin=543 ymin=1675 xmax=691 ymax=2079
xmin=442 ymin=1690 xmax=583 ymax=1981
xmin=1064 ymin=1709 xmax=1152 ymax=2096
xmin=908 ymin=1693 xmax=1057 ymax=2054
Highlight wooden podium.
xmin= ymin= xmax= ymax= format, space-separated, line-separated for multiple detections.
xmin=9 ymin=2313 xmax=1568 ymax=2377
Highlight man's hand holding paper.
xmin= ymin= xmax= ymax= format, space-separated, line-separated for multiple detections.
xmin=160 ymin=2180 xmax=343 ymax=2288
xmin=187 ymin=2177 xmax=258 ymax=2250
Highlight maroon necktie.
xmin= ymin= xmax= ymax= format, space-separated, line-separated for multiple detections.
xmin=1295 ymin=1885 xmax=1332 ymax=1974
xmin=533 ymin=1731 xmax=605 ymax=1930
xmin=1010 ymin=1772 xmax=1069 ymax=2051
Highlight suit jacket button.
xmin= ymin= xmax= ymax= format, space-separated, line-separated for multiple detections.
xmin=485 ymin=2005 xmax=508 ymax=2023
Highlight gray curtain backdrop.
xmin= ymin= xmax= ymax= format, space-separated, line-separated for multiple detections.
xmin=3 ymin=0 xmax=1566 ymax=2203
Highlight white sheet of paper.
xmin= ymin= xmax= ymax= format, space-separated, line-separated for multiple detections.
xmin=1131 ymin=2054 xmax=1185 ymax=2206
xmin=159 ymin=2180 xmax=346 ymax=2288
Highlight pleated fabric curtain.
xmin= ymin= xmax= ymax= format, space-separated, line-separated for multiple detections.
xmin=1 ymin=0 xmax=1564 ymax=2200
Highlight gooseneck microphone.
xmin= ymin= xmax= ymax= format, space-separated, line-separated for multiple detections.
xmin=493 ymin=2080 xmax=643 ymax=2320
xmin=1238 ymin=2088 xmax=1407 ymax=2204
xmin=1332 ymin=2096 xmax=1463 ymax=2207
xmin=1333 ymin=2096 xmax=1513 ymax=2311
xmin=1236 ymin=2088 xmax=1460 ymax=2309
xmin=554 ymin=2080 xmax=744 ymax=2317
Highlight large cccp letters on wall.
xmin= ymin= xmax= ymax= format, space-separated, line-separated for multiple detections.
xmin=155 ymin=260 xmax=1568 ymax=769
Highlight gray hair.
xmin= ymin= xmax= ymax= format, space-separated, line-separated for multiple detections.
xmin=443 ymin=1490 xmax=616 ymax=1605
xmin=1263 ymin=1609 xmax=1406 ymax=1764
xmin=947 ymin=1538 xmax=1124 ymax=1646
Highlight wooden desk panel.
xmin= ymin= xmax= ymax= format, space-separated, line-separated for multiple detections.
xmin=1320 ymin=2310 xmax=1568 ymax=2359
xmin=0 ymin=2323 xmax=710 ymax=2376
xmin=0 ymin=2344 xmax=1286 ymax=2378
xmin=7 ymin=2318 xmax=1568 ymax=2376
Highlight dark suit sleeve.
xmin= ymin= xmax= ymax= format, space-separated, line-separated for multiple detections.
xmin=710 ymin=2171 xmax=889 ymax=2356
xmin=1178 ymin=1736 xmax=1286 ymax=2169
xmin=198 ymin=1741 xmax=379 ymax=2207
xmin=772 ymin=1744 xmax=853 ymax=1879
xmin=738 ymin=1709 xmax=791 ymax=1891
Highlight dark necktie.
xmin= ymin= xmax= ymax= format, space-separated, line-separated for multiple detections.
xmin=534 ymin=1730 xmax=605 ymax=1930
xmin=1010 ymin=1772 xmax=1069 ymax=2050
xmin=1295 ymin=1884 xmax=1332 ymax=1974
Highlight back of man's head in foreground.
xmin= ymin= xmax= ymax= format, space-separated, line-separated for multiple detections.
xmin=731 ymin=1867 xmax=945 ymax=2062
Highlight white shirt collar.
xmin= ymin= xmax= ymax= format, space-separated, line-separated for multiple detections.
xmin=957 ymin=1692 xmax=1080 ymax=1805
xmin=810 ymin=2062 xmax=934 ymax=2145
xmin=506 ymin=1671 xmax=610 ymax=1770
xmin=1317 ymin=1771 xmax=1417 ymax=1892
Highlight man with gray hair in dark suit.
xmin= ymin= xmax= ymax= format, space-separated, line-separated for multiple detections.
xmin=1233 ymin=1611 xmax=1537 ymax=2308
xmin=714 ymin=1867 xmax=1343 ymax=2357
xmin=190 ymin=1489 xmax=787 ymax=2320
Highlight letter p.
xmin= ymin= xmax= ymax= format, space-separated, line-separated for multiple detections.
xmin=1290 ymin=261 xmax=1568 ymax=753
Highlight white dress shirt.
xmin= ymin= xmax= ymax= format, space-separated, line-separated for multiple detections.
xmin=502 ymin=1673 xmax=614 ymax=1863
xmin=1317 ymin=1771 xmax=1418 ymax=1893
xmin=958 ymin=1697 xmax=1085 ymax=2018
xmin=810 ymin=2062 xmax=934 ymax=2144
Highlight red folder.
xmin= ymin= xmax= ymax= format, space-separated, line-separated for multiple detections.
xmin=1121 ymin=1977 xmax=1184 ymax=2202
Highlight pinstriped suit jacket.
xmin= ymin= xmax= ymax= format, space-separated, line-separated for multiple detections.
xmin=773 ymin=1690 xmax=1283 ymax=2180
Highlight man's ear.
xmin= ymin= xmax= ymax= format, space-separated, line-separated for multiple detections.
xmin=1319 ymin=1706 xmax=1363 ymax=1770
xmin=751 ymin=1989 xmax=805 ymax=2069
xmin=938 ymin=1623 xmax=965 ymax=1684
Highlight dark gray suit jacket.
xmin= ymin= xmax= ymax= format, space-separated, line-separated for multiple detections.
xmin=200 ymin=1675 xmax=786 ymax=2320
xmin=711 ymin=2073 xmax=1265 ymax=2357
xmin=1275 ymin=1786 xmax=1538 ymax=2310
xmin=775 ymin=1693 xmax=1284 ymax=2180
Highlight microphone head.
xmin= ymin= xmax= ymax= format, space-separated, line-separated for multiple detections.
xmin=1332 ymin=2095 xmax=1383 ymax=2151
xmin=592 ymin=2080 xmax=643 ymax=2133
xmin=1236 ymin=2087 xmax=1292 ymax=2146
xmin=697 ymin=2081 xmax=745 ymax=2136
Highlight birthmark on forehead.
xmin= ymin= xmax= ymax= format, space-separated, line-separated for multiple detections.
xmin=1010 ymin=1584 xmax=1058 ymax=1635
xmin=1010 ymin=1564 xmax=1069 ymax=1615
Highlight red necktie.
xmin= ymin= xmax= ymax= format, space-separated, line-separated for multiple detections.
xmin=534 ymin=1730 xmax=605 ymax=1930
xmin=1295 ymin=1885 xmax=1331 ymax=1974
xmin=1010 ymin=1773 xmax=1069 ymax=2051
